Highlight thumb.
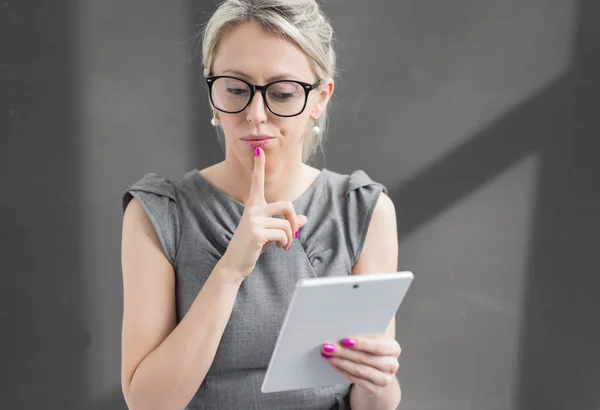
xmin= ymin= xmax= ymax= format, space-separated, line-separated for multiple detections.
xmin=296 ymin=214 xmax=309 ymax=230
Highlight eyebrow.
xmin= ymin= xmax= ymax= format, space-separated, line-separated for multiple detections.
xmin=220 ymin=69 xmax=301 ymax=83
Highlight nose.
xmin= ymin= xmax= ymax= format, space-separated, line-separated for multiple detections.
xmin=246 ymin=90 xmax=268 ymax=124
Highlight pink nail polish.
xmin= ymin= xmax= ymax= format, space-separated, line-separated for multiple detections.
xmin=294 ymin=230 xmax=299 ymax=239
xmin=254 ymin=147 xmax=260 ymax=157
xmin=321 ymin=352 xmax=332 ymax=359
xmin=323 ymin=344 xmax=335 ymax=353
xmin=343 ymin=338 xmax=356 ymax=347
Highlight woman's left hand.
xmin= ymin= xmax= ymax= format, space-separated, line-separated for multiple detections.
xmin=321 ymin=337 xmax=401 ymax=396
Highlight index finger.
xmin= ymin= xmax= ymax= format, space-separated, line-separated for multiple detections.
xmin=248 ymin=147 xmax=265 ymax=205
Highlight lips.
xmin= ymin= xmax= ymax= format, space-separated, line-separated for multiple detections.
xmin=241 ymin=135 xmax=275 ymax=141
xmin=241 ymin=135 xmax=275 ymax=148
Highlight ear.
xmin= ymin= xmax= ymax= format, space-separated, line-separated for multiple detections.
xmin=310 ymin=78 xmax=334 ymax=119
xmin=207 ymin=98 xmax=219 ymax=118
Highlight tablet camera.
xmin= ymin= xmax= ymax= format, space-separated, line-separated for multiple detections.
xmin=353 ymin=284 xmax=359 ymax=289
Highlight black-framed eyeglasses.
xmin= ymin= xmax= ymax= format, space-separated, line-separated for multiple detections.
xmin=205 ymin=75 xmax=322 ymax=118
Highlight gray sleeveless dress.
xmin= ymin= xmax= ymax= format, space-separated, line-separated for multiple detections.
xmin=122 ymin=168 xmax=387 ymax=410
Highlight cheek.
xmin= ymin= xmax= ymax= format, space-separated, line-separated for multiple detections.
xmin=279 ymin=117 xmax=309 ymax=140
xmin=220 ymin=114 xmax=247 ymax=135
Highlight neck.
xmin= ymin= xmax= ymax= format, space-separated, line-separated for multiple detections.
xmin=222 ymin=151 xmax=307 ymax=205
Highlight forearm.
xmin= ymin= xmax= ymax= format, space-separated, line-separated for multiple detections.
xmin=350 ymin=377 xmax=401 ymax=410
xmin=124 ymin=261 xmax=243 ymax=410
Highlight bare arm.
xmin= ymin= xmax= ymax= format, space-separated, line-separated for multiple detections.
xmin=121 ymin=198 xmax=243 ymax=410
xmin=349 ymin=192 xmax=402 ymax=410
xmin=121 ymin=149 xmax=306 ymax=409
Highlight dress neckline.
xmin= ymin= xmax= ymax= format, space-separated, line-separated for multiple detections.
xmin=190 ymin=167 xmax=329 ymax=208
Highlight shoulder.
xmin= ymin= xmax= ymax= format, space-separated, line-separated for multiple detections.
xmin=122 ymin=172 xmax=177 ymax=210
xmin=121 ymin=170 xmax=203 ymax=212
xmin=121 ymin=171 xmax=193 ymax=268
xmin=317 ymin=168 xmax=391 ymax=266
xmin=320 ymin=168 xmax=387 ymax=197
xmin=352 ymin=190 xmax=398 ymax=274
xmin=366 ymin=190 xmax=398 ymax=251
xmin=372 ymin=191 xmax=396 ymax=221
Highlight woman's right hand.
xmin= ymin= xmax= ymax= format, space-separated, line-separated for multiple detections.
xmin=219 ymin=147 xmax=308 ymax=280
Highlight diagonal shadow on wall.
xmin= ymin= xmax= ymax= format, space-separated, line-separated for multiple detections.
xmin=388 ymin=0 xmax=600 ymax=408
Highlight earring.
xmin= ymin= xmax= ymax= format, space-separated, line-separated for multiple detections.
xmin=311 ymin=116 xmax=320 ymax=135
xmin=211 ymin=114 xmax=220 ymax=126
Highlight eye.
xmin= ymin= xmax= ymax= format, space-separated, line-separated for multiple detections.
xmin=270 ymin=92 xmax=294 ymax=101
xmin=226 ymin=87 xmax=248 ymax=96
xmin=267 ymin=82 xmax=302 ymax=102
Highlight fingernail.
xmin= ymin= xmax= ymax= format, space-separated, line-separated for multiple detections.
xmin=254 ymin=147 xmax=260 ymax=157
xmin=323 ymin=344 xmax=335 ymax=353
xmin=343 ymin=338 xmax=356 ymax=347
xmin=294 ymin=230 xmax=299 ymax=239
xmin=286 ymin=244 xmax=291 ymax=251
xmin=321 ymin=352 xmax=332 ymax=359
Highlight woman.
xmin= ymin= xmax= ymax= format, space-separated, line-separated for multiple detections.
xmin=120 ymin=1 xmax=402 ymax=409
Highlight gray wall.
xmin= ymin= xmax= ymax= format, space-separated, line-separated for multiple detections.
xmin=2 ymin=0 xmax=599 ymax=409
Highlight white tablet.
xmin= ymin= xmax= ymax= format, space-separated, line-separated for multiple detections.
xmin=261 ymin=271 xmax=414 ymax=394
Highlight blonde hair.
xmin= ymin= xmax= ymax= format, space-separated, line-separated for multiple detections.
xmin=196 ymin=0 xmax=336 ymax=162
